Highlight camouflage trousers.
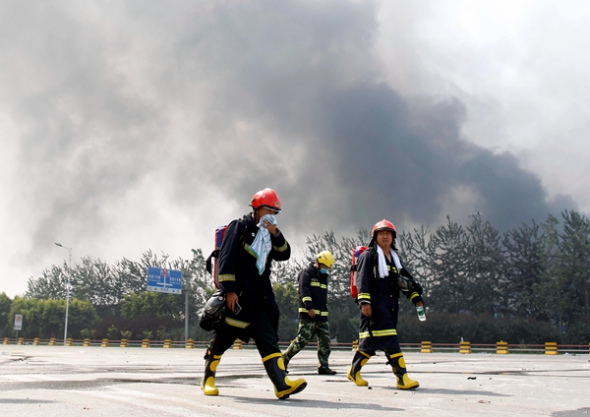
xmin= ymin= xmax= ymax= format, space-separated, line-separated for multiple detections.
xmin=282 ymin=319 xmax=331 ymax=369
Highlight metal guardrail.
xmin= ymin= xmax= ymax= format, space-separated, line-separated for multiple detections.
xmin=2 ymin=337 xmax=589 ymax=354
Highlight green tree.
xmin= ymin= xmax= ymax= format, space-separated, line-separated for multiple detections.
xmin=0 ymin=292 xmax=12 ymax=337
xmin=464 ymin=213 xmax=505 ymax=315
xmin=25 ymin=264 xmax=69 ymax=300
xmin=549 ymin=211 xmax=590 ymax=342
xmin=425 ymin=216 xmax=470 ymax=313
xmin=8 ymin=297 xmax=98 ymax=339
xmin=502 ymin=220 xmax=547 ymax=319
xmin=74 ymin=257 xmax=121 ymax=316
xmin=121 ymin=292 xmax=186 ymax=320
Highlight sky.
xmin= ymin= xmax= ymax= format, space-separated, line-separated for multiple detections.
xmin=1 ymin=0 xmax=589 ymax=298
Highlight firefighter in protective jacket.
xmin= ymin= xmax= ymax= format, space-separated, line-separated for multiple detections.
xmin=201 ymin=188 xmax=307 ymax=399
xmin=348 ymin=219 xmax=424 ymax=390
xmin=282 ymin=250 xmax=336 ymax=375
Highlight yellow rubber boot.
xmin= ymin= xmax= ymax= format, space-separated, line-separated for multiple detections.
xmin=262 ymin=353 xmax=307 ymax=400
xmin=397 ymin=373 xmax=420 ymax=390
xmin=388 ymin=352 xmax=419 ymax=390
xmin=201 ymin=353 xmax=222 ymax=396
xmin=347 ymin=350 xmax=371 ymax=386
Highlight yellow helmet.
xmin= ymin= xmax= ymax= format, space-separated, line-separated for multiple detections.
xmin=316 ymin=250 xmax=334 ymax=269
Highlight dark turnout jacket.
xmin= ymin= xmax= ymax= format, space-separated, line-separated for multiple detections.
xmin=297 ymin=263 xmax=329 ymax=322
xmin=217 ymin=212 xmax=291 ymax=336
xmin=356 ymin=246 xmax=423 ymax=351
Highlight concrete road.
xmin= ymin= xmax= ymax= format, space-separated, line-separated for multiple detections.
xmin=1 ymin=344 xmax=589 ymax=416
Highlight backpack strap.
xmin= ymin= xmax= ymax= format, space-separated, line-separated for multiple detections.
xmin=205 ymin=249 xmax=219 ymax=274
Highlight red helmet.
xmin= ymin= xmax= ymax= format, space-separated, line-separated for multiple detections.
xmin=250 ymin=188 xmax=282 ymax=211
xmin=372 ymin=219 xmax=397 ymax=239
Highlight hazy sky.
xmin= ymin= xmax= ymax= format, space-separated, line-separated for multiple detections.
xmin=1 ymin=0 xmax=588 ymax=298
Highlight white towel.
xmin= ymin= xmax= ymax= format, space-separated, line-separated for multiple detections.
xmin=250 ymin=214 xmax=277 ymax=275
xmin=376 ymin=245 xmax=402 ymax=278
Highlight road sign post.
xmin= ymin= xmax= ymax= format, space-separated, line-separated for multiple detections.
xmin=14 ymin=314 xmax=23 ymax=339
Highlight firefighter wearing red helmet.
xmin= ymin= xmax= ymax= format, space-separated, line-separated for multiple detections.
xmin=250 ymin=188 xmax=282 ymax=212
xmin=348 ymin=219 xmax=425 ymax=390
xmin=371 ymin=219 xmax=396 ymax=238
xmin=201 ymin=188 xmax=307 ymax=399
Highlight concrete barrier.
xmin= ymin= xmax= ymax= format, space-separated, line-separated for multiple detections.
xmin=459 ymin=341 xmax=472 ymax=354
xmin=496 ymin=340 xmax=509 ymax=354
xmin=421 ymin=341 xmax=433 ymax=353
xmin=545 ymin=342 xmax=558 ymax=355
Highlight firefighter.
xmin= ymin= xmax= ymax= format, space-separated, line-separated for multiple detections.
xmin=282 ymin=250 xmax=337 ymax=375
xmin=201 ymin=188 xmax=307 ymax=399
xmin=348 ymin=219 xmax=425 ymax=389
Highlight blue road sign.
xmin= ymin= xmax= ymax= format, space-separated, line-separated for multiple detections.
xmin=147 ymin=267 xmax=182 ymax=294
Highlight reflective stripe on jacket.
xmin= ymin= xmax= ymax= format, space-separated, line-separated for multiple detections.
xmin=298 ymin=263 xmax=329 ymax=322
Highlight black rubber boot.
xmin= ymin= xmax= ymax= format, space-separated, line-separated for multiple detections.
xmin=262 ymin=353 xmax=307 ymax=399
xmin=347 ymin=350 xmax=371 ymax=386
xmin=388 ymin=352 xmax=419 ymax=390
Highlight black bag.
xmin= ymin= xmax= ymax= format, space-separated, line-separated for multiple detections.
xmin=199 ymin=289 xmax=227 ymax=331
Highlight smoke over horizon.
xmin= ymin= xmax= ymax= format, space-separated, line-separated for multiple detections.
xmin=0 ymin=0 xmax=581 ymax=296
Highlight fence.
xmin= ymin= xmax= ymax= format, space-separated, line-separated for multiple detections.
xmin=2 ymin=337 xmax=589 ymax=354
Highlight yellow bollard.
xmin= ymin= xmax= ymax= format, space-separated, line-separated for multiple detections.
xmin=101 ymin=338 xmax=109 ymax=347
xmin=49 ymin=338 xmax=56 ymax=346
xmin=17 ymin=337 xmax=24 ymax=345
xmin=496 ymin=340 xmax=509 ymax=354
xmin=66 ymin=337 xmax=73 ymax=346
xmin=352 ymin=340 xmax=359 ymax=351
xmin=83 ymin=338 xmax=91 ymax=347
xmin=163 ymin=339 xmax=172 ymax=348
xmin=185 ymin=338 xmax=195 ymax=349
xmin=459 ymin=341 xmax=472 ymax=354
xmin=421 ymin=341 xmax=433 ymax=353
xmin=120 ymin=339 xmax=128 ymax=348
xmin=545 ymin=342 xmax=558 ymax=355
xmin=3 ymin=337 xmax=9 ymax=345
xmin=141 ymin=339 xmax=150 ymax=348
xmin=232 ymin=339 xmax=243 ymax=350
xmin=33 ymin=337 xmax=40 ymax=345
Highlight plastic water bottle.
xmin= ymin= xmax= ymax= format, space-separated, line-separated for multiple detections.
xmin=416 ymin=306 xmax=426 ymax=322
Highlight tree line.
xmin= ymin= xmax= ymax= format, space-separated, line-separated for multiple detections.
xmin=1 ymin=210 xmax=588 ymax=345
